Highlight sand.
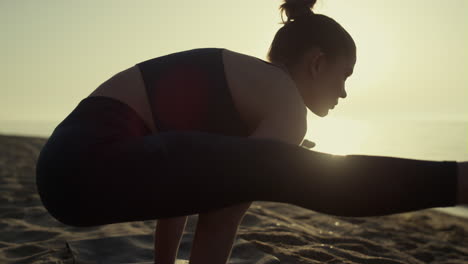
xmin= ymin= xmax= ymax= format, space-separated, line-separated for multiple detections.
xmin=1 ymin=134 xmax=468 ymax=264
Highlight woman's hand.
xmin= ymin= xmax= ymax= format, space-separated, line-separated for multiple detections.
xmin=301 ymin=139 xmax=316 ymax=149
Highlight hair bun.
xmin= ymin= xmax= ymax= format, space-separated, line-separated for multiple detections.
xmin=280 ymin=0 xmax=316 ymax=23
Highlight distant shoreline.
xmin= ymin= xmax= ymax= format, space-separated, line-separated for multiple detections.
xmin=1 ymin=118 xmax=467 ymax=139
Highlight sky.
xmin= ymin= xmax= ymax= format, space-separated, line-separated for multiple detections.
xmin=1 ymin=0 xmax=467 ymax=127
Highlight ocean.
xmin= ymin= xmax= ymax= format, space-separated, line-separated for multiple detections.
xmin=1 ymin=118 xmax=467 ymax=217
xmin=306 ymin=117 xmax=468 ymax=162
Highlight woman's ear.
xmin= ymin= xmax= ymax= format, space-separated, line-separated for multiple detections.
xmin=305 ymin=48 xmax=326 ymax=80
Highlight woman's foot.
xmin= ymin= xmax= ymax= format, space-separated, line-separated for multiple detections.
xmin=457 ymin=161 xmax=468 ymax=204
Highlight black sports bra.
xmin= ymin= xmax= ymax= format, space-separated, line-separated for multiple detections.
xmin=135 ymin=48 xmax=251 ymax=136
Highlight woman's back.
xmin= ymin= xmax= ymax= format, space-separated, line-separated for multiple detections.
xmin=88 ymin=48 xmax=304 ymax=138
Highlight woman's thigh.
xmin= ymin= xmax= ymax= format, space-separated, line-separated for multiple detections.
xmin=38 ymin=131 xmax=246 ymax=227
xmin=36 ymin=129 xmax=171 ymax=227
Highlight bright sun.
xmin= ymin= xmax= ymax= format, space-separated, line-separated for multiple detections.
xmin=305 ymin=117 xmax=372 ymax=156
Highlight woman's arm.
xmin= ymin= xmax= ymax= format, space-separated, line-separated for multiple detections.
xmin=248 ymin=108 xmax=307 ymax=146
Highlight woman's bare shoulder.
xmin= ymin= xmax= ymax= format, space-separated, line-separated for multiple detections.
xmin=222 ymin=48 xmax=306 ymax=130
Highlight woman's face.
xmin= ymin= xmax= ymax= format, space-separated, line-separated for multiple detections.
xmin=292 ymin=49 xmax=356 ymax=117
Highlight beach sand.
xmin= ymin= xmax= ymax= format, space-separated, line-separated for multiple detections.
xmin=1 ymin=134 xmax=468 ymax=264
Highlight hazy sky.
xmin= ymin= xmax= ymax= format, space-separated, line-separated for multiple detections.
xmin=2 ymin=0 xmax=467 ymax=124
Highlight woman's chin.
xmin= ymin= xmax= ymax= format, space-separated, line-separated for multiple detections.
xmin=311 ymin=107 xmax=330 ymax=117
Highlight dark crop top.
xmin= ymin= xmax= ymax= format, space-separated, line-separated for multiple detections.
xmin=136 ymin=48 xmax=252 ymax=136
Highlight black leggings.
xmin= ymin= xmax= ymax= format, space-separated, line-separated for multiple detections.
xmin=36 ymin=96 xmax=458 ymax=227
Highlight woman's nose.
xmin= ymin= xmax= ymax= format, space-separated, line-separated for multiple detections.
xmin=340 ymin=89 xmax=347 ymax=99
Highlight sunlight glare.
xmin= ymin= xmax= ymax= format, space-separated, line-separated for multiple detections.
xmin=306 ymin=117 xmax=371 ymax=156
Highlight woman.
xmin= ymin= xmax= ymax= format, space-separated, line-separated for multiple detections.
xmin=36 ymin=1 xmax=468 ymax=264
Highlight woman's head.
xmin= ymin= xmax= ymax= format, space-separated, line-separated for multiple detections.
xmin=267 ymin=0 xmax=356 ymax=117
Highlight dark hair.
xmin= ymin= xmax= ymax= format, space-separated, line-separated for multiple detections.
xmin=267 ymin=0 xmax=356 ymax=68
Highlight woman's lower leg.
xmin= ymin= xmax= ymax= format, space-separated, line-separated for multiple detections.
xmin=154 ymin=216 xmax=188 ymax=264
xmin=152 ymin=131 xmax=459 ymax=218
xmin=189 ymin=202 xmax=252 ymax=264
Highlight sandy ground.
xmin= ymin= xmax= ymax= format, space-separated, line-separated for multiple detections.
xmin=1 ymin=134 xmax=468 ymax=264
